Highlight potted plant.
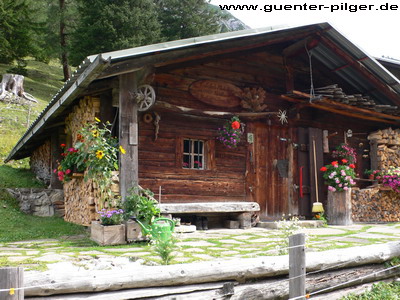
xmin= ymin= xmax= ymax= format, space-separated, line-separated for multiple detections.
xmin=217 ymin=116 xmax=244 ymax=148
xmin=123 ymin=187 xmax=161 ymax=242
xmin=320 ymin=159 xmax=356 ymax=225
xmin=91 ymin=208 xmax=126 ymax=245
xmin=382 ymin=167 xmax=400 ymax=193
xmin=364 ymin=169 xmax=382 ymax=181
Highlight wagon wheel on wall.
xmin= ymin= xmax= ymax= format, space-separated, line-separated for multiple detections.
xmin=134 ymin=84 xmax=156 ymax=111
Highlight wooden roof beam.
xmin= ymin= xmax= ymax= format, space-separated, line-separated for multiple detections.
xmin=318 ymin=34 xmax=400 ymax=106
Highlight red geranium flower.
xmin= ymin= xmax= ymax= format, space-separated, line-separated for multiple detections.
xmin=331 ymin=161 xmax=339 ymax=166
xmin=231 ymin=121 xmax=240 ymax=130
xmin=349 ymin=164 xmax=355 ymax=169
xmin=320 ymin=166 xmax=327 ymax=172
xmin=342 ymin=159 xmax=348 ymax=164
xmin=60 ymin=143 xmax=66 ymax=148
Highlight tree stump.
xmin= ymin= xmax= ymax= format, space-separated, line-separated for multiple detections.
xmin=0 ymin=73 xmax=37 ymax=103
xmin=327 ymin=189 xmax=353 ymax=225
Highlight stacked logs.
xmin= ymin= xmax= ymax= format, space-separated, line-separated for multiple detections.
xmin=63 ymin=174 xmax=98 ymax=226
xmin=368 ymin=128 xmax=400 ymax=170
xmin=64 ymin=96 xmax=100 ymax=144
xmin=313 ymin=85 xmax=400 ymax=114
xmin=352 ymin=187 xmax=400 ymax=222
xmin=63 ymin=172 xmax=120 ymax=226
xmin=30 ymin=140 xmax=51 ymax=184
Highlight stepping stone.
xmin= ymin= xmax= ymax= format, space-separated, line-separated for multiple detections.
xmin=121 ymin=252 xmax=151 ymax=257
xmin=231 ymin=235 xmax=255 ymax=240
xmin=182 ymin=248 xmax=204 ymax=253
xmin=177 ymin=241 xmax=214 ymax=247
xmin=7 ymin=256 xmax=33 ymax=262
xmin=218 ymin=239 xmax=243 ymax=244
xmin=249 ymin=238 xmax=271 ymax=243
xmin=0 ymin=252 xmax=23 ymax=256
xmin=173 ymin=257 xmax=192 ymax=262
xmin=79 ymin=251 xmax=104 ymax=255
xmin=104 ymin=248 xmax=138 ymax=253
xmin=191 ymin=254 xmax=213 ymax=260
xmin=352 ymin=233 xmax=394 ymax=239
xmin=221 ymin=250 xmax=239 ymax=255
xmin=25 ymin=250 xmax=40 ymax=255
xmin=35 ymin=254 xmax=70 ymax=262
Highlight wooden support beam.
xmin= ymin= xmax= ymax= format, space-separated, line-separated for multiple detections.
xmin=318 ymin=34 xmax=400 ymax=106
xmin=50 ymin=128 xmax=63 ymax=189
xmin=119 ymin=73 xmax=138 ymax=200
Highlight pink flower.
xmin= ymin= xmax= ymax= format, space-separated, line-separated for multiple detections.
xmin=343 ymin=187 xmax=349 ymax=190
xmin=65 ymin=169 xmax=71 ymax=175
xmin=328 ymin=186 xmax=336 ymax=192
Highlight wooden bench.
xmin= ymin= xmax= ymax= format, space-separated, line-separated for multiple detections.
xmin=159 ymin=202 xmax=260 ymax=229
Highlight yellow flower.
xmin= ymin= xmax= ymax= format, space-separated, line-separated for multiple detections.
xmin=95 ymin=117 xmax=101 ymax=122
xmin=96 ymin=150 xmax=104 ymax=159
xmin=92 ymin=130 xmax=99 ymax=137
xmin=119 ymin=145 xmax=126 ymax=154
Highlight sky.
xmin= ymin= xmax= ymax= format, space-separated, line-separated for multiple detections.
xmin=210 ymin=0 xmax=400 ymax=60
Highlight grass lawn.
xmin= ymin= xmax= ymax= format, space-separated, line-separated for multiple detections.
xmin=0 ymin=165 xmax=87 ymax=243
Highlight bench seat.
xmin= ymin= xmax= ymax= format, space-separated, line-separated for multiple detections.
xmin=159 ymin=202 xmax=260 ymax=229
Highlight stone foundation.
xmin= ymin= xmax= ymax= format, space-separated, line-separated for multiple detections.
xmin=7 ymin=188 xmax=64 ymax=217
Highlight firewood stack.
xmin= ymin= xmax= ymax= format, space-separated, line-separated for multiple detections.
xmin=64 ymin=96 xmax=100 ymax=144
xmin=368 ymin=128 xmax=400 ymax=170
xmin=29 ymin=140 xmax=51 ymax=184
xmin=63 ymin=172 xmax=120 ymax=226
xmin=312 ymin=85 xmax=400 ymax=115
xmin=352 ymin=188 xmax=400 ymax=222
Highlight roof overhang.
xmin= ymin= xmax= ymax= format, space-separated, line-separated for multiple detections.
xmin=6 ymin=22 xmax=400 ymax=161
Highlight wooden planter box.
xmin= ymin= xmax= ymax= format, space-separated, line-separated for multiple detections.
xmin=90 ymin=221 xmax=126 ymax=246
xmin=327 ymin=189 xmax=353 ymax=226
xmin=125 ymin=220 xmax=147 ymax=242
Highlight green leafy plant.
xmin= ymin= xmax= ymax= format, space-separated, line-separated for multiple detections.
xmin=123 ymin=187 xmax=160 ymax=226
xmin=56 ymin=118 xmax=125 ymax=207
xmin=152 ymin=236 xmax=177 ymax=265
xmin=341 ymin=281 xmax=400 ymax=299
xmin=320 ymin=159 xmax=356 ymax=192
xmin=313 ymin=212 xmax=327 ymax=224
xmin=275 ymin=214 xmax=304 ymax=255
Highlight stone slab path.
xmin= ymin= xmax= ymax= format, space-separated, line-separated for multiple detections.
xmin=1 ymin=223 xmax=400 ymax=274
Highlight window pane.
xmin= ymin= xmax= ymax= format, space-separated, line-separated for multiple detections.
xmin=194 ymin=156 xmax=203 ymax=169
xmin=183 ymin=140 xmax=191 ymax=153
xmin=183 ymin=154 xmax=190 ymax=168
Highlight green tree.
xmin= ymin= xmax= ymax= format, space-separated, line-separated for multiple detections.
xmin=69 ymin=0 xmax=162 ymax=66
xmin=155 ymin=0 xmax=221 ymax=41
xmin=0 ymin=0 xmax=43 ymax=67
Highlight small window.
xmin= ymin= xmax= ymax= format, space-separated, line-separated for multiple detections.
xmin=183 ymin=139 xmax=204 ymax=170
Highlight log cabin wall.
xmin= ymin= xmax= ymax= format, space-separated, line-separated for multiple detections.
xmin=136 ymin=49 xmax=391 ymax=219
xmin=30 ymin=140 xmax=51 ymax=184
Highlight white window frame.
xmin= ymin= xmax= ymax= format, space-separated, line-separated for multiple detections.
xmin=183 ymin=139 xmax=205 ymax=170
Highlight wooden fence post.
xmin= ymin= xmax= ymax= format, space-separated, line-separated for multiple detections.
xmin=289 ymin=233 xmax=306 ymax=300
xmin=0 ymin=267 xmax=23 ymax=300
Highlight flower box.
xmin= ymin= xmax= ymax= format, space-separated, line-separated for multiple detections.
xmin=90 ymin=221 xmax=126 ymax=246
xmin=327 ymin=189 xmax=352 ymax=226
xmin=125 ymin=220 xmax=147 ymax=242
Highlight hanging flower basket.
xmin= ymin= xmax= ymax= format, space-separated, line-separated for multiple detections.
xmin=217 ymin=116 xmax=244 ymax=148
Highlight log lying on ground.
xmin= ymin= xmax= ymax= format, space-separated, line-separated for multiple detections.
xmin=24 ymin=241 xmax=400 ymax=297
xmin=26 ymin=264 xmax=400 ymax=300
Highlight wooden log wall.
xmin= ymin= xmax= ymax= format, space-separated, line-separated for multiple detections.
xmin=352 ymin=187 xmax=400 ymax=222
xmin=30 ymin=139 xmax=51 ymax=184
xmin=138 ymin=113 xmax=247 ymax=202
xmin=139 ymin=52 xmax=290 ymax=204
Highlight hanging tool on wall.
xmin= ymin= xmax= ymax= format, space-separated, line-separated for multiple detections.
xmin=312 ymin=138 xmax=324 ymax=213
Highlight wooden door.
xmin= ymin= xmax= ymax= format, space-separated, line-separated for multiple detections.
xmin=297 ymin=127 xmax=325 ymax=218
xmin=246 ymin=122 xmax=298 ymax=220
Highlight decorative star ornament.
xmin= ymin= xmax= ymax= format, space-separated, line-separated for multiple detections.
xmin=277 ymin=110 xmax=288 ymax=124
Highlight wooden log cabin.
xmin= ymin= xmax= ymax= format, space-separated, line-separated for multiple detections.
xmin=6 ymin=22 xmax=400 ymax=224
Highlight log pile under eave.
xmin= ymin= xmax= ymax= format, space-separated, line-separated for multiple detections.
xmin=29 ymin=140 xmax=51 ymax=184
xmin=368 ymin=128 xmax=400 ymax=170
xmin=312 ymin=84 xmax=400 ymax=115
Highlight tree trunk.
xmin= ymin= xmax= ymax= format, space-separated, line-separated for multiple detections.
xmin=60 ymin=0 xmax=71 ymax=81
